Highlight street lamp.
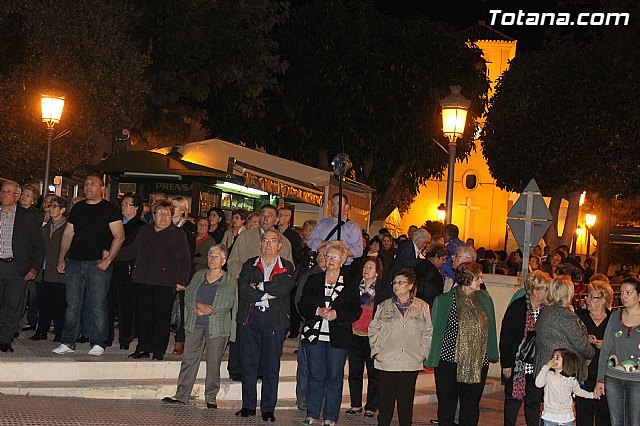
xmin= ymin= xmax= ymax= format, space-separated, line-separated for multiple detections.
xmin=585 ymin=213 xmax=597 ymax=258
xmin=437 ymin=203 xmax=446 ymax=222
xmin=440 ymin=85 xmax=470 ymax=225
xmin=41 ymin=94 xmax=65 ymax=195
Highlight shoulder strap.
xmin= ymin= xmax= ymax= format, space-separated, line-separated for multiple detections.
xmin=324 ymin=219 xmax=349 ymax=241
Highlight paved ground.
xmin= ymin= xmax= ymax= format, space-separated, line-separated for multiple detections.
xmin=0 ymin=392 xmax=523 ymax=425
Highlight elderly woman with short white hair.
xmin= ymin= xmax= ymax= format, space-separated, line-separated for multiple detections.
xmin=163 ymin=244 xmax=237 ymax=409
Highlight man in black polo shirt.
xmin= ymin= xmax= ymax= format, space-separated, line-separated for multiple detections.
xmin=53 ymin=176 xmax=124 ymax=356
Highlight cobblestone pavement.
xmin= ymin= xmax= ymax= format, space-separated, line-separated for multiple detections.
xmin=0 ymin=392 xmax=524 ymax=425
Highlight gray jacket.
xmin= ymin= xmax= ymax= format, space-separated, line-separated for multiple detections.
xmin=534 ymin=304 xmax=595 ymax=381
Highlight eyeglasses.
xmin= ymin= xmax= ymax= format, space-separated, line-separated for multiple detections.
xmin=324 ymin=254 xmax=341 ymax=260
xmin=0 ymin=190 xmax=20 ymax=195
xmin=153 ymin=211 xmax=172 ymax=217
xmin=585 ymin=295 xmax=602 ymax=300
xmin=393 ymin=280 xmax=409 ymax=285
xmin=208 ymin=254 xmax=224 ymax=260
xmin=122 ymin=203 xmax=136 ymax=207
xmin=50 ymin=204 xmax=61 ymax=209
xmin=261 ymin=238 xmax=278 ymax=244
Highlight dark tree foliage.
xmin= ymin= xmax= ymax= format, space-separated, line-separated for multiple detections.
xmin=132 ymin=0 xmax=288 ymax=148
xmin=0 ymin=1 xmax=149 ymax=182
xmin=204 ymin=0 xmax=489 ymax=221
xmin=482 ymin=0 xmax=640 ymax=250
xmin=0 ymin=0 xmax=287 ymax=182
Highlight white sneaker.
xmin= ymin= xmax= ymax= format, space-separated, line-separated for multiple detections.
xmin=52 ymin=344 xmax=75 ymax=354
xmin=88 ymin=345 xmax=105 ymax=356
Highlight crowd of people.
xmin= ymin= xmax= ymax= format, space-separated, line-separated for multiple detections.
xmin=1 ymin=177 xmax=639 ymax=425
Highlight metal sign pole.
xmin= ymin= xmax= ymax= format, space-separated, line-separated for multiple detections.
xmin=520 ymin=190 xmax=534 ymax=287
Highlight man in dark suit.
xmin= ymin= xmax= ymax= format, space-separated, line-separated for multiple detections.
xmin=387 ymin=229 xmax=431 ymax=281
xmin=235 ymin=229 xmax=296 ymax=422
xmin=0 ymin=180 xmax=44 ymax=352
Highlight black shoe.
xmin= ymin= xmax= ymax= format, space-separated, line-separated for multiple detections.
xmin=230 ymin=374 xmax=242 ymax=381
xmin=153 ymin=353 xmax=164 ymax=361
xmin=119 ymin=342 xmax=130 ymax=350
xmin=206 ymin=402 xmax=218 ymax=409
xmin=346 ymin=408 xmax=362 ymax=415
xmin=162 ymin=397 xmax=184 ymax=405
xmin=262 ymin=412 xmax=275 ymax=422
xmin=235 ymin=408 xmax=256 ymax=417
xmin=76 ymin=335 xmax=89 ymax=344
xmin=287 ymin=332 xmax=299 ymax=339
xmin=22 ymin=325 xmax=33 ymax=331
xmin=128 ymin=351 xmax=150 ymax=359
xmin=0 ymin=343 xmax=14 ymax=353
xmin=29 ymin=333 xmax=47 ymax=341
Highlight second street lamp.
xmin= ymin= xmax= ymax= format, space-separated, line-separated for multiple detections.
xmin=41 ymin=94 xmax=65 ymax=195
xmin=440 ymin=85 xmax=470 ymax=225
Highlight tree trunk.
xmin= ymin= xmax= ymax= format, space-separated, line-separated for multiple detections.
xmin=543 ymin=188 xmax=564 ymax=248
xmin=596 ymin=197 xmax=612 ymax=274
xmin=370 ymin=165 xmax=405 ymax=222
xmin=559 ymin=190 xmax=581 ymax=248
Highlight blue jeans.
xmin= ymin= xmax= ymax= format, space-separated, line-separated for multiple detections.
xmin=80 ymin=289 xmax=92 ymax=337
xmin=61 ymin=260 xmax=112 ymax=349
xmin=605 ymin=375 xmax=640 ymax=426
xmin=542 ymin=420 xmax=574 ymax=426
xmin=305 ymin=340 xmax=349 ymax=422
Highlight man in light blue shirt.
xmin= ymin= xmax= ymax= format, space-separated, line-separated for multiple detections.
xmin=308 ymin=194 xmax=362 ymax=268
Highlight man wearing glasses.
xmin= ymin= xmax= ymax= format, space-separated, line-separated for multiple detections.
xmin=53 ymin=175 xmax=124 ymax=356
xmin=225 ymin=204 xmax=293 ymax=382
xmin=0 ymin=181 xmax=44 ymax=352
xmin=235 ymin=229 xmax=296 ymax=422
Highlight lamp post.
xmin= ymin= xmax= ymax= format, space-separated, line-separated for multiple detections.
xmin=440 ymin=85 xmax=470 ymax=225
xmin=41 ymin=94 xmax=65 ymax=195
xmin=585 ymin=213 xmax=597 ymax=258
xmin=437 ymin=203 xmax=446 ymax=222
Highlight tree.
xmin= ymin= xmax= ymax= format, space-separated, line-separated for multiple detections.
xmin=0 ymin=1 xmax=149 ymax=182
xmin=131 ymin=0 xmax=288 ymax=148
xmin=204 ymin=0 xmax=489 ymax=222
xmin=482 ymin=0 xmax=640 ymax=271
xmin=0 ymin=0 xmax=288 ymax=183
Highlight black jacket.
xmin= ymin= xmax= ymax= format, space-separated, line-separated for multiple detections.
xmin=298 ymin=271 xmax=362 ymax=349
xmin=414 ymin=259 xmax=444 ymax=307
xmin=499 ymin=294 xmax=528 ymax=369
xmin=237 ymin=256 xmax=296 ymax=331
xmin=119 ymin=223 xmax=191 ymax=288
xmin=9 ymin=206 xmax=44 ymax=277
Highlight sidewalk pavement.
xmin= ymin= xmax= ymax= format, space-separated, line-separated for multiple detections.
xmin=0 ymin=391 xmax=524 ymax=425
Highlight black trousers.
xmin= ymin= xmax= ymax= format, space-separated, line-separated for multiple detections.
xmin=348 ymin=334 xmax=379 ymax=411
xmin=108 ymin=263 xmax=136 ymax=345
xmin=288 ymin=287 xmax=301 ymax=336
xmin=377 ymin=370 xmax=419 ymax=426
xmin=0 ymin=263 xmax=25 ymax=344
xmin=575 ymin=379 xmax=611 ymax=426
xmin=434 ymin=360 xmax=488 ymax=426
xmin=35 ymin=280 xmax=66 ymax=338
xmin=134 ymin=283 xmax=175 ymax=355
xmin=503 ymin=371 xmax=543 ymax=426
xmin=174 ymin=290 xmax=185 ymax=343
xmin=238 ymin=309 xmax=285 ymax=412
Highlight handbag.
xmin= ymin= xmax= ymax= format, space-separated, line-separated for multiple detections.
xmin=516 ymin=330 xmax=536 ymax=364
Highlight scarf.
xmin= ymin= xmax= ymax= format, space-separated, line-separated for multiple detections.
xmin=359 ymin=279 xmax=376 ymax=306
xmin=512 ymin=294 xmax=540 ymax=400
xmin=392 ymin=294 xmax=414 ymax=316
xmin=454 ymin=286 xmax=488 ymax=383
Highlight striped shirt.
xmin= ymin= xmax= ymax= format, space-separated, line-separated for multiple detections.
xmin=319 ymin=283 xmax=335 ymax=342
xmin=0 ymin=206 xmax=17 ymax=258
